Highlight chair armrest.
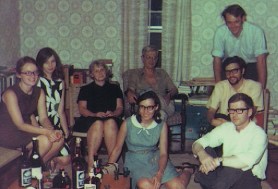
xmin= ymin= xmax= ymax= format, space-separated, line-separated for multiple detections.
xmin=171 ymin=93 xmax=188 ymax=110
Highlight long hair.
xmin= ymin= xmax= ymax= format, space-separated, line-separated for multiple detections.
xmin=136 ymin=90 xmax=162 ymax=124
xmin=36 ymin=47 xmax=64 ymax=80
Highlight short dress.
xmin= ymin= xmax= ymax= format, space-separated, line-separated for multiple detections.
xmin=124 ymin=115 xmax=178 ymax=189
xmin=73 ymin=81 xmax=123 ymax=132
xmin=37 ymin=77 xmax=70 ymax=156
xmin=0 ymin=83 xmax=39 ymax=149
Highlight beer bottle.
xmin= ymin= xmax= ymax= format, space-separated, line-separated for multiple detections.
xmin=84 ymin=168 xmax=96 ymax=189
xmin=93 ymin=155 xmax=102 ymax=188
xmin=30 ymin=137 xmax=43 ymax=179
xmin=53 ymin=168 xmax=71 ymax=188
xmin=72 ymin=137 xmax=86 ymax=189
xmin=19 ymin=145 xmax=32 ymax=187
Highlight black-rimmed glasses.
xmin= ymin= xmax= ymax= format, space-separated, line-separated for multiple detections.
xmin=225 ymin=68 xmax=241 ymax=75
xmin=139 ymin=105 xmax=156 ymax=112
xmin=21 ymin=71 xmax=39 ymax=76
xmin=227 ymin=108 xmax=249 ymax=114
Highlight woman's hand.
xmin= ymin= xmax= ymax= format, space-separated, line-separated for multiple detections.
xmin=152 ymin=172 xmax=162 ymax=189
xmin=46 ymin=129 xmax=63 ymax=142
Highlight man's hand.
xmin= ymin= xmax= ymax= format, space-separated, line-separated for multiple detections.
xmin=127 ymin=90 xmax=137 ymax=104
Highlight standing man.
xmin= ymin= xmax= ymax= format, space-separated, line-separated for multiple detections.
xmin=212 ymin=4 xmax=268 ymax=88
xmin=193 ymin=93 xmax=268 ymax=189
xmin=207 ymin=56 xmax=263 ymax=127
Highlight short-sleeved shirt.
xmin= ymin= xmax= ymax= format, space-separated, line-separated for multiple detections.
xmin=77 ymin=81 xmax=123 ymax=113
xmin=194 ymin=121 xmax=268 ymax=179
xmin=207 ymin=79 xmax=263 ymax=115
xmin=212 ymin=22 xmax=268 ymax=63
xmin=128 ymin=68 xmax=177 ymax=116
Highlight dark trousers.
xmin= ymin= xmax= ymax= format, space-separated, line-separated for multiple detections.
xmin=221 ymin=62 xmax=258 ymax=81
xmin=195 ymin=147 xmax=262 ymax=189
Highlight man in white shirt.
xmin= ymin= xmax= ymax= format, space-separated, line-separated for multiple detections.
xmin=193 ymin=93 xmax=267 ymax=189
xmin=207 ymin=56 xmax=263 ymax=127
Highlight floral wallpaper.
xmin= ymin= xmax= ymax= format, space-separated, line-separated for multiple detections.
xmin=19 ymin=0 xmax=122 ymax=81
xmin=1 ymin=0 xmax=277 ymax=108
xmin=190 ymin=0 xmax=278 ymax=109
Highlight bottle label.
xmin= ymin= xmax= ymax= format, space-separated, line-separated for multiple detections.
xmin=21 ymin=168 xmax=32 ymax=186
xmin=84 ymin=184 xmax=96 ymax=189
xmin=32 ymin=167 xmax=42 ymax=178
xmin=76 ymin=170 xmax=85 ymax=188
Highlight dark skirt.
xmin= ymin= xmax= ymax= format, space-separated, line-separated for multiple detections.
xmin=73 ymin=116 xmax=122 ymax=133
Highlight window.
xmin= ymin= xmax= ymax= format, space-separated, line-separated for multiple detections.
xmin=148 ymin=0 xmax=162 ymax=67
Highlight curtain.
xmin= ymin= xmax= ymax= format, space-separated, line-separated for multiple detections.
xmin=121 ymin=0 xmax=149 ymax=71
xmin=162 ymin=0 xmax=192 ymax=82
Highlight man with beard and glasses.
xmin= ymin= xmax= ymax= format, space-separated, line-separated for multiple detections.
xmin=206 ymin=56 xmax=263 ymax=127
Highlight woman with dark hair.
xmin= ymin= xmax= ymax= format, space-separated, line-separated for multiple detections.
xmin=108 ymin=91 xmax=189 ymax=189
xmin=0 ymin=56 xmax=64 ymax=163
xmin=36 ymin=47 xmax=71 ymax=169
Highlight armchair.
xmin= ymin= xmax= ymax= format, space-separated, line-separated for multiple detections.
xmin=122 ymin=69 xmax=188 ymax=153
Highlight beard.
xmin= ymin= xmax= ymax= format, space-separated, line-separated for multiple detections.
xmin=228 ymin=75 xmax=242 ymax=86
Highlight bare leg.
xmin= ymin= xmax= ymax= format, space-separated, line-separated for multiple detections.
xmin=42 ymin=138 xmax=64 ymax=163
xmin=137 ymin=178 xmax=153 ymax=189
xmin=36 ymin=135 xmax=52 ymax=160
xmin=103 ymin=119 xmax=118 ymax=156
xmin=87 ymin=121 xmax=104 ymax=170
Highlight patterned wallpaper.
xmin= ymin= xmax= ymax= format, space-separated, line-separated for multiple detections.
xmin=8 ymin=0 xmax=278 ymax=108
xmin=19 ymin=0 xmax=122 ymax=81
xmin=190 ymin=0 xmax=278 ymax=109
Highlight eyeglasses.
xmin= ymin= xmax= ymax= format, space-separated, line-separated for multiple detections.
xmin=139 ymin=105 xmax=156 ymax=112
xmin=21 ymin=71 xmax=40 ymax=76
xmin=227 ymin=108 xmax=249 ymax=114
xmin=225 ymin=68 xmax=241 ymax=75
xmin=143 ymin=56 xmax=158 ymax=61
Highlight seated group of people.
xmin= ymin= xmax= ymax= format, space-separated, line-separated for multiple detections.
xmin=0 ymin=4 xmax=273 ymax=188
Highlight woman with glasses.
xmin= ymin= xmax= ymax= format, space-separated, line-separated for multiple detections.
xmin=0 ymin=56 xmax=64 ymax=164
xmin=36 ymin=47 xmax=71 ymax=170
xmin=108 ymin=91 xmax=189 ymax=189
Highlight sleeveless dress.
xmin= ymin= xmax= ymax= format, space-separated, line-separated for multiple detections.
xmin=0 ymin=83 xmax=39 ymax=149
xmin=124 ymin=115 xmax=178 ymax=189
xmin=37 ymin=77 xmax=70 ymax=156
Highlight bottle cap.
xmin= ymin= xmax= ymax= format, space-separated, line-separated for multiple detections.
xmin=76 ymin=137 xmax=81 ymax=143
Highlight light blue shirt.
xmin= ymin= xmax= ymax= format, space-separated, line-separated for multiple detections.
xmin=212 ymin=22 xmax=268 ymax=63
xmin=194 ymin=121 xmax=268 ymax=179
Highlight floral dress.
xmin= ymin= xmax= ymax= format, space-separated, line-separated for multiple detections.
xmin=37 ymin=77 xmax=70 ymax=156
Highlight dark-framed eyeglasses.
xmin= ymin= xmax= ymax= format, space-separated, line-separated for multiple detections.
xmin=225 ymin=68 xmax=241 ymax=75
xmin=227 ymin=108 xmax=249 ymax=114
xmin=20 ymin=71 xmax=40 ymax=76
xmin=139 ymin=105 xmax=156 ymax=112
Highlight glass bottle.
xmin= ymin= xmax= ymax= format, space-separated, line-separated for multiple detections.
xmin=19 ymin=145 xmax=32 ymax=187
xmin=84 ymin=168 xmax=96 ymax=189
xmin=93 ymin=155 xmax=102 ymax=188
xmin=30 ymin=137 xmax=43 ymax=179
xmin=72 ymin=137 xmax=86 ymax=189
xmin=52 ymin=168 xmax=71 ymax=188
